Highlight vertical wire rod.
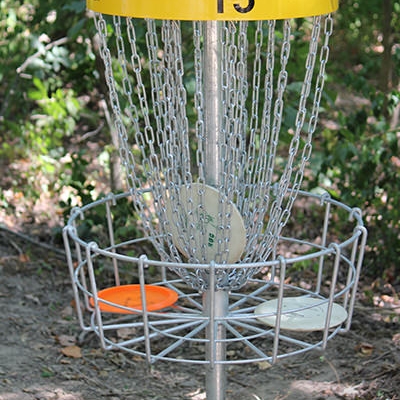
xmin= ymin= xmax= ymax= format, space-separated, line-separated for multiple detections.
xmin=272 ymin=256 xmax=287 ymax=363
xmin=346 ymin=225 xmax=368 ymax=330
xmin=317 ymin=197 xmax=331 ymax=293
xmin=323 ymin=243 xmax=342 ymax=348
xmin=86 ymin=242 xmax=106 ymax=349
xmin=139 ymin=255 xmax=152 ymax=364
xmin=106 ymin=195 xmax=120 ymax=286
xmin=63 ymin=226 xmax=86 ymax=330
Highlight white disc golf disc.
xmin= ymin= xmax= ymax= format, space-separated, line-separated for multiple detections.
xmin=254 ymin=297 xmax=348 ymax=331
xmin=165 ymin=183 xmax=246 ymax=263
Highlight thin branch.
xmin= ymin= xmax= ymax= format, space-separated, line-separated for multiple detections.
xmin=16 ymin=37 xmax=69 ymax=74
xmin=77 ymin=120 xmax=105 ymax=142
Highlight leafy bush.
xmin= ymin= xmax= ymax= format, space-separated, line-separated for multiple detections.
xmin=311 ymin=0 xmax=400 ymax=280
xmin=316 ymin=110 xmax=399 ymax=275
xmin=0 ymin=0 xmax=103 ymax=217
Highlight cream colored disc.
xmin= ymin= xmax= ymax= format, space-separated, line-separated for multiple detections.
xmin=165 ymin=183 xmax=246 ymax=263
xmin=254 ymin=297 xmax=348 ymax=331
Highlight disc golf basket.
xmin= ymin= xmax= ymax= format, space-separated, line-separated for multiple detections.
xmin=63 ymin=1 xmax=367 ymax=398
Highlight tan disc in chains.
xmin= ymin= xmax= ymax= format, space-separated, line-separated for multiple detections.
xmin=165 ymin=183 xmax=247 ymax=264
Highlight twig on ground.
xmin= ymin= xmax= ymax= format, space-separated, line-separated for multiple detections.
xmin=325 ymin=357 xmax=341 ymax=384
xmin=362 ymin=350 xmax=395 ymax=366
xmin=0 ymin=224 xmax=66 ymax=259
xmin=8 ymin=237 xmax=24 ymax=255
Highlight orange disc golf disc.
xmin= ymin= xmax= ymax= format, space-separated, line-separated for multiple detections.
xmin=90 ymin=284 xmax=178 ymax=314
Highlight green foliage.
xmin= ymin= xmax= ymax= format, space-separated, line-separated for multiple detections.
xmin=315 ymin=90 xmax=400 ymax=277
xmin=28 ymin=77 xmax=81 ymax=149
xmin=59 ymin=150 xmax=95 ymax=212
xmin=309 ymin=0 xmax=400 ymax=278
xmin=0 ymin=0 xmax=101 ymax=212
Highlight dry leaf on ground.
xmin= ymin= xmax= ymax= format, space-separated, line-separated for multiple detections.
xmin=61 ymin=345 xmax=82 ymax=358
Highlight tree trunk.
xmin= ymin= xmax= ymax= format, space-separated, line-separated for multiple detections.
xmin=100 ymin=99 xmax=124 ymax=192
xmin=92 ymin=30 xmax=124 ymax=192
xmin=380 ymin=0 xmax=393 ymax=121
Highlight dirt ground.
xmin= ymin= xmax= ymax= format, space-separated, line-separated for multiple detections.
xmin=0 ymin=227 xmax=399 ymax=400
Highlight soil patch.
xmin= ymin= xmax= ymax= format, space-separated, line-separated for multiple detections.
xmin=0 ymin=229 xmax=399 ymax=400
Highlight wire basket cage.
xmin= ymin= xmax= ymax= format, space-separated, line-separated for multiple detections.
xmin=63 ymin=189 xmax=367 ymax=365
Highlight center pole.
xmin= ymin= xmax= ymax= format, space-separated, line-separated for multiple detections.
xmin=203 ymin=21 xmax=223 ymax=186
xmin=203 ymin=21 xmax=229 ymax=400
xmin=204 ymin=288 xmax=229 ymax=400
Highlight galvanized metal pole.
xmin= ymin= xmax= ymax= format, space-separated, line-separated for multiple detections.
xmin=203 ymin=20 xmax=229 ymax=400
xmin=203 ymin=20 xmax=222 ymax=187
xmin=204 ymin=286 xmax=229 ymax=400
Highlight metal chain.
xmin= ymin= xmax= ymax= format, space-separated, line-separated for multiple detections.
xmin=93 ymin=14 xmax=334 ymax=290
xmin=278 ymin=15 xmax=332 ymax=234
xmin=193 ymin=21 xmax=205 ymax=185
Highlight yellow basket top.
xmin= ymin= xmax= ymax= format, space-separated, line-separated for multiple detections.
xmin=87 ymin=0 xmax=338 ymax=20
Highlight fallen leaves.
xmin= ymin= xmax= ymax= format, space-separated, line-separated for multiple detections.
xmin=56 ymin=334 xmax=82 ymax=358
xmin=355 ymin=342 xmax=374 ymax=356
xmin=290 ymin=380 xmax=366 ymax=399
xmin=24 ymin=293 xmax=40 ymax=305
xmin=61 ymin=345 xmax=82 ymax=359
xmin=116 ymin=327 xmax=136 ymax=339
xmin=392 ymin=332 xmax=400 ymax=346
xmin=23 ymin=387 xmax=84 ymax=400
xmin=256 ymin=361 xmax=272 ymax=370
xmin=57 ymin=334 xmax=77 ymax=347
xmin=19 ymin=253 xmax=30 ymax=263
xmin=374 ymin=293 xmax=400 ymax=311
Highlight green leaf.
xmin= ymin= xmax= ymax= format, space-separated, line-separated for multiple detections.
xmin=28 ymin=77 xmax=48 ymax=100
xmin=68 ymin=18 xmax=87 ymax=40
